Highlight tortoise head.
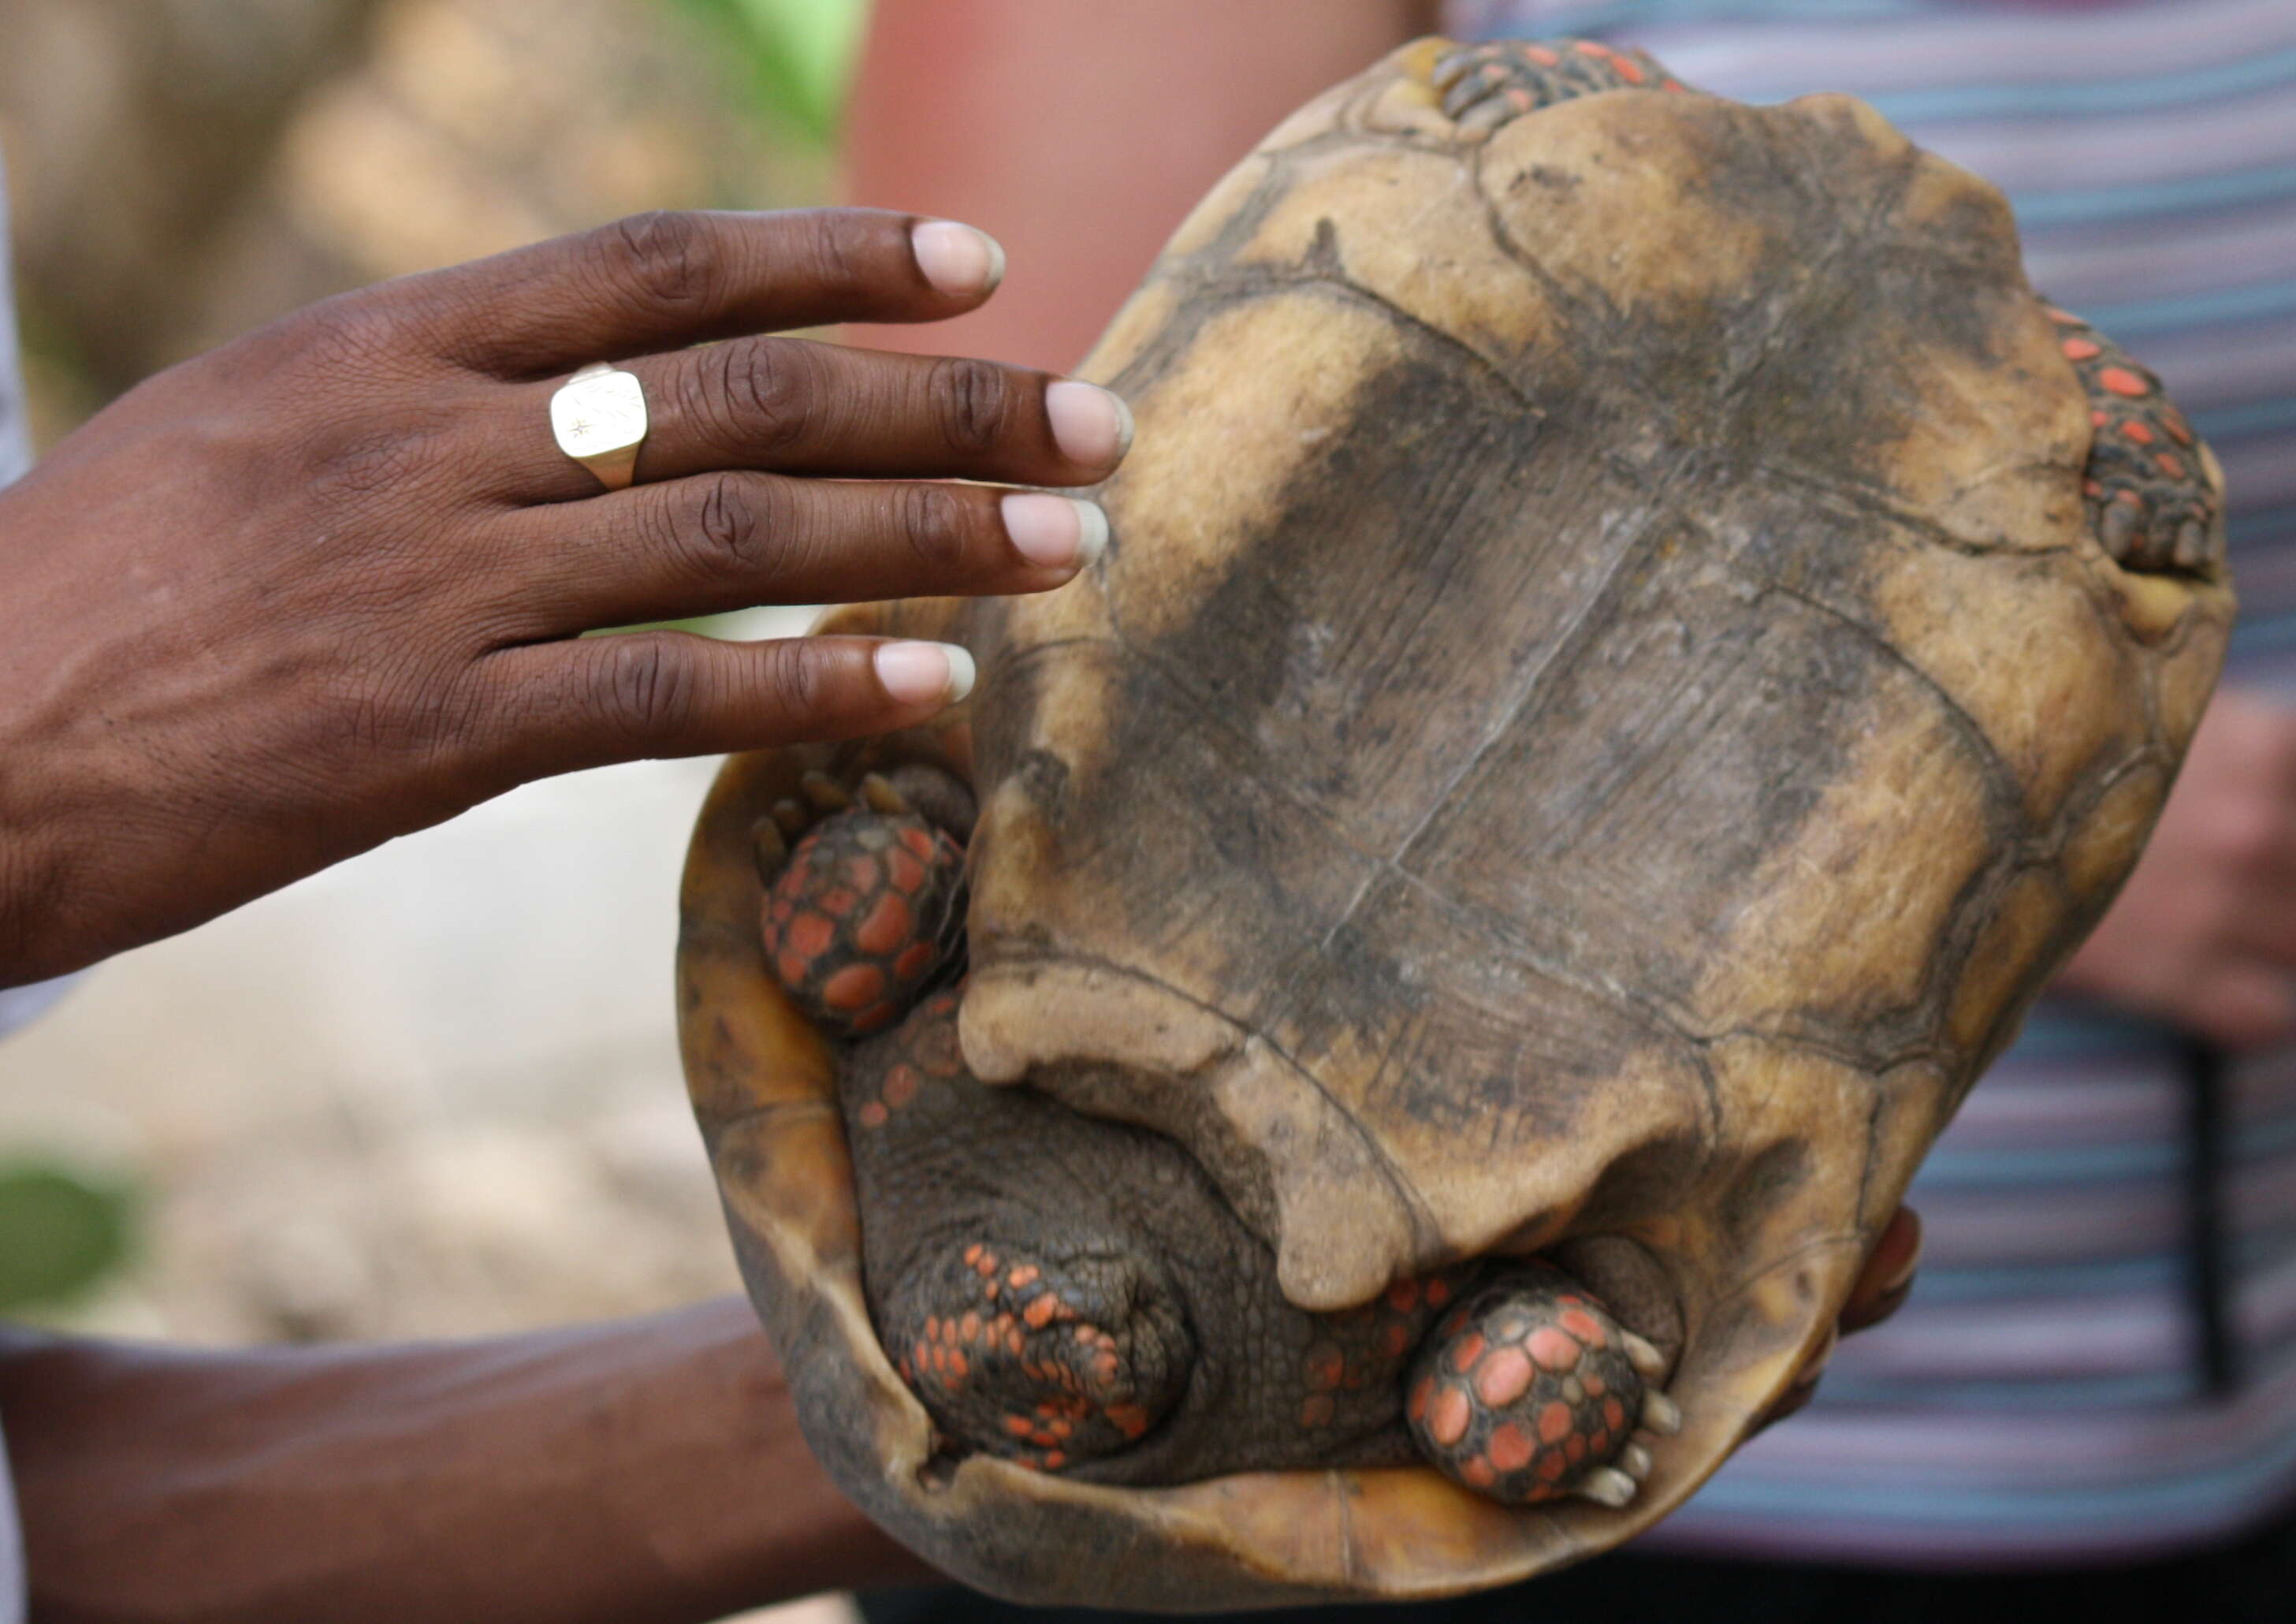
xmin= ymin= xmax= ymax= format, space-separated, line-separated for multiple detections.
xmin=682 ymin=36 xmax=2232 ymax=1607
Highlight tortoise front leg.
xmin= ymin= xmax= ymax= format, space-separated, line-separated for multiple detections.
xmin=754 ymin=765 xmax=971 ymax=1037
xmin=1407 ymin=1265 xmax=1679 ymax=1507
xmin=2045 ymin=305 xmax=2225 ymax=575
xmin=1432 ymin=38 xmax=1688 ymax=132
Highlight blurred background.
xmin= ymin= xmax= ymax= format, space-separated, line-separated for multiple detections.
xmin=0 ymin=3 xmax=865 ymax=1612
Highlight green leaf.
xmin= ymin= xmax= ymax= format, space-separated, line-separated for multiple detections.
xmin=0 ymin=1160 xmax=135 ymax=1312
xmin=675 ymin=0 xmax=871 ymax=146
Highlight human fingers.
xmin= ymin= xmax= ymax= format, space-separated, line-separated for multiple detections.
xmin=501 ymin=337 xmax=1132 ymax=502
xmin=1839 ymin=1205 xmax=1921 ymax=1334
xmin=390 ymin=210 xmax=1007 ymax=379
xmin=2178 ymin=958 xmax=2296 ymax=1052
xmin=474 ymin=632 xmax=977 ymax=784
xmin=493 ymin=478 xmax=1107 ymax=635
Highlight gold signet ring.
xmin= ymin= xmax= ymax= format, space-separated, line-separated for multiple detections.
xmin=551 ymin=362 xmax=649 ymax=491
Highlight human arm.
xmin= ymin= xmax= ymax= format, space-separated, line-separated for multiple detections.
xmin=0 ymin=207 xmax=1129 ymax=986
xmin=2056 ymin=690 xmax=2296 ymax=1048
xmin=843 ymin=0 xmax=1439 ymax=372
xmin=0 ymin=1297 xmax=928 ymax=1624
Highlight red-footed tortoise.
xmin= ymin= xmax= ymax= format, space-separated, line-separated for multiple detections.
xmin=678 ymin=36 xmax=2232 ymax=1608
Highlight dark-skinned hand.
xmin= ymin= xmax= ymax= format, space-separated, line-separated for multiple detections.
xmin=0 ymin=210 xmax=1126 ymax=985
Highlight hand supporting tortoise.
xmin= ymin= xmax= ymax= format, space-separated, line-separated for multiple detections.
xmin=0 ymin=208 xmax=1128 ymax=987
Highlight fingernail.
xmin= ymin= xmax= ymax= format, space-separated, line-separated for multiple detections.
xmin=911 ymin=220 xmax=1005 ymax=299
xmin=1000 ymin=492 xmax=1109 ymax=570
xmin=1046 ymin=380 xmax=1133 ymax=471
xmin=874 ymin=640 xmax=976 ymax=707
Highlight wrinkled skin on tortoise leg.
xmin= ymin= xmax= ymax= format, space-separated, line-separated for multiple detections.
xmin=826 ymin=990 xmax=1680 ymax=1507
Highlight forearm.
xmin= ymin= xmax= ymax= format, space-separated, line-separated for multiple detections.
xmin=844 ymin=0 xmax=1438 ymax=372
xmin=0 ymin=1298 xmax=928 ymax=1624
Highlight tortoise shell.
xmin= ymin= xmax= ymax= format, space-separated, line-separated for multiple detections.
xmin=679 ymin=38 xmax=2232 ymax=1607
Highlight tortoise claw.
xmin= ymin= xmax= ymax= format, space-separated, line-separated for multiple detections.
xmin=751 ymin=817 xmax=789 ymax=879
xmin=1639 ymin=1391 xmax=1682 ymax=1436
xmin=1617 ymin=1441 xmax=1652 ymax=1480
xmin=861 ymin=773 xmax=913 ymax=815
xmin=1621 ymin=1330 xmax=1668 ymax=1382
xmin=770 ymin=799 xmax=809 ymax=839
xmin=1573 ymin=1466 xmax=1637 ymax=1509
xmin=802 ymin=770 xmax=853 ymax=814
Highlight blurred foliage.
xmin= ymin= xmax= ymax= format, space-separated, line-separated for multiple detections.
xmin=0 ymin=1159 xmax=135 ymax=1313
xmin=673 ymin=0 xmax=869 ymax=144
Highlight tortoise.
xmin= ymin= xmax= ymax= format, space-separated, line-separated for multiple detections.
xmin=678 ymin=35 xmax=2233 ymax=1607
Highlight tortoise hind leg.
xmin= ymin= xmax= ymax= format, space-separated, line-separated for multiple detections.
xmin=843 ymin=993 xmax=1196 ymax=1473
xmin=1405 ymin=1264 xmax=1678 ymax=1507
xmin=2045 ymin=304 xmax=2224 ymax=575
xmin=1433 ymin=38 xmax=1688 ymax=132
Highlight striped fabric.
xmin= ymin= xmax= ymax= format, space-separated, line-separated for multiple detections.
xmin=1448 ymin=0 xmax=2296 ymax=1566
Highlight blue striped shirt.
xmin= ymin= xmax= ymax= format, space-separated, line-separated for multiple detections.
xmin=1451 ymin=0 xmax=2296 ymax=1566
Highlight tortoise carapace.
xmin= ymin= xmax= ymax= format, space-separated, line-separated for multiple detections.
xmin=680 ymin=35 xmax=2231 ymax=1609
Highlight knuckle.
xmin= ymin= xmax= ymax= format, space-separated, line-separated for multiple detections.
xmin=897 ymin=483 xmax=969 ymax=570
xmin=687 ymin=473 xmax=772 ymax=575
xmin=926 ymin=357 xmax=1017 ymax=456
xmin=592 ymin=635 xmax=698 ymax=739
xmin=798 ymin=208 xmax=870 ymax=292
xmin=603 ymin=210 xmax=720 ymax=315
xmin=756 ymin=637 xmax=828 ymax=726
xmin=707 ymin=341 xmax=818 ymax=455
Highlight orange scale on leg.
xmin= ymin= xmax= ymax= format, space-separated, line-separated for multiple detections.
xmin=1425 ymin=1279 xmax=1452 ymax=1309
xmin=1613 ymin=54 xmax=1646 ymax=82
xmin=1449 ymin=1332 xmax=1487 ymax=1373
xmin=2157 ymin=452 xmax=2187 ymax=478
xmin=850 ymin=1002 xmax=899 ymax=1035
xmin=1428 ymin=1385 xmax=1473 ymax=1448
xmin=1041 ymin=1450 xmax=1067 ymax=1470
xmin=775 ymin=950 xmax=811 ymax=988
xmin=855 ymin=892 xmax=914 ymax=955
xmin=1489 ymin=1422 xmax=1535 ymax=1473
xmin=1583 ymin=1371 xmax=1606 ymax=1399
xmin=1382 ymin=1321 xmax=1412 ymax=1358
xmin=1305 ymin=1343 xmax=1346 ymax=1391
xmin=1475 ymin=1348 xmax=1535 ymax=1408
xmin=2061 ymin=336 xmax=2101 ymax=361
xmin=2099 ymin=365 xmax=2149 ymax=397
xmin=857 ymin=1101 xmax=889 ymax=1129
xmin=1566 ymin=1434 xmax=1587 ymax=1465
xmin=822 ymin=964 xmax=888 ymax=1011
xmin=818 ymin=885 xmax=861 ymax=918
xmin=1409 ymin=1376 xmax=1435 ymax=1422
xmin=1603 ymin=1395 xmax=1627 ymax=1432
xmin=883 ymin=1066 xmax=921 ymax=1108
xmin=1461 ymin=1455 xmax=1497 ymax=1489
xmin=1529 ymin=1327 xmax=1580 ymax=1372
xmin=1536 ymin=1451 xmax=1570 ymax=1483
xmin=1559 ymin=1308 xmax=1607 ymax=1347
xmin=1386 ymin=1279 xmax=1421 ymax=1313
xmin=787 ymin=911 xmax=835 ymax=958
xmin=1538 ymin=1400 xmax=1574 ymax=1445
xmin=1301 ymin=1395 xmax=1336 ymax=1428
xmin=893 ymin=942 xmax=937 ymax=981
xmin=845 ymin=854 xmax=881 ymax=888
